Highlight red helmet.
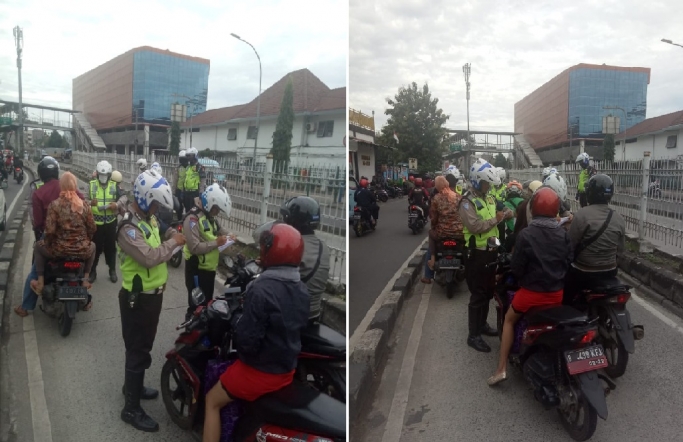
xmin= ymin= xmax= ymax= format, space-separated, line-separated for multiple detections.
xmin=530 ymin=187 xmax=560 ymax=218
xmin=408 ymin=175 xmax=414 ymax=182
xmin=360 ymin=178 xmax=369 ymax=188
xmin=415 ymin=177 xmax=423 ymax=186
xmin=259 ymin=223 xmax=304 ymax=268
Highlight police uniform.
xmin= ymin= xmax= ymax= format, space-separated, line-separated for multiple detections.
xmin=90 ymin=178 xmax=119 ymax=282
xmin=175 ymin=164 xmax=187 ymax=216
xmin=182 ymin=204 xmax=229 ymax=316
xmin=577 ymin=166 xmax=596 ymax=208
xmin=183 ymin=163 xmax=205 ymax=212
xmin=459 ymin=190 xmax=500 ymax=350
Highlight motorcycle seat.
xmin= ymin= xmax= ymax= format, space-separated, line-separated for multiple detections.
xmin=525 ymin=305 xmax=587 ymax=325
xmin=45 ymin=257 xmax=85 ymax=281
xmin=249 ymin=381 xmax=346 ymax=438
xmin=301 ymin=323 xmax=346 ymax=358
xmin=583 ymin=276 xmax=631 ymax=296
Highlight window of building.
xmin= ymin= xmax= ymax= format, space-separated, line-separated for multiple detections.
xmin=666 ymin=135 xmax=677 ymax=149
xmin=317 ymin=120 xmax=334 ymax=137
xmin=227 ymin=128 xmax=237 ymax=140
xmin=247 ymin=126 xmax=258 ymax=140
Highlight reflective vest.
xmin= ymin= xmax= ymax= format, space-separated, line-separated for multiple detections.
xmin=183 ymin=211 xmax=220 ymax=271
xmin=463 ymin=193 xmax=499 ymax=249
xmin=34 ymin=180 xmax=43 ymax=190
xmin=578 ymin=169 xmax=590 ymax=193
xmin=184 ymin=165 xmax=200 ymax=191
xmin=117 ymin=214 xmax=168 ymax=292
xmin=89 ymin=180 xmax=118 ymax=225
xmin=176 ymin=165 xmax=187 ymax=191
xmin=492 ymin=185 xmax=506 ymax=202
xmin=454 ymin=185 xmax=463 ymax=195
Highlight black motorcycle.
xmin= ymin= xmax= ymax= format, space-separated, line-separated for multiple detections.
xmin=490 ymin=239 xmax=613 ymax=441
xmin=373 ymin=188 xmax=389 ymax=202
xmin=352 ymin=205 xmax=375 ymax=237
xmin=408 ymin=204 xmax=427 ymax=234
xmin=387 ymin=186 xmax=404 ymax=199
xmin=40 ymin=258 xmax=91 ymax=337
xmin=433 ymin=238 xmax=465 ymax=298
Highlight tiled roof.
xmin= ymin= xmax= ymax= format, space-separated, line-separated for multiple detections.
xmin=618 ymin=110 xmax=683 ymax=138
xmin=183 ymin=68 xmax=345 ymax=127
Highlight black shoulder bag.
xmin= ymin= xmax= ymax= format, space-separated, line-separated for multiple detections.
xmin=302 ymin=241 xmax=324 ymax=283
xmin=574 ymin=210 xmax=613 ymax=260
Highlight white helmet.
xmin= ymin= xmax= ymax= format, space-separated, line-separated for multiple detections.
xmin=133 ymin=170 xmax=174 ymax=212
xmin=151 ymin=162 xmax=162 ymax=174
xmin=469 ymin=158 xmax=501 ymax=190
xmin=96 ymin=160 xmax=113 ymax=184
xmin=136 ymin=158 xmax=148 ymax=171
xmin=496 ymin=167 xmax=507 ymax=182
xmin=179 ymin=150 xmax=187 ymax=158
xmin=201 ymin=184 xmax=232 ymax=217
xmin=543 ymin=173 xmax=568 ymax=200
xmin=542 ymin=167 xmax=557 ymax=179
xmin=576 ymin=152 xmax=590 ymax=167
xmin=187 ymin=147 xmax=198 ymax=156
xmin=111 ymin=170 xmax=123 ymax=183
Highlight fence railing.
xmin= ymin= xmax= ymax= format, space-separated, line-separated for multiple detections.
xmin=68 ymin=151 xmax=347 ymax=285
xmin=507 ymin=156 xmax=683 ymax=252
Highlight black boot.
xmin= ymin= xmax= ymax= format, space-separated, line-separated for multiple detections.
xmin=122 ymin=381 xmax=159 ymax=400
xmin=109 ymin=267 xmax=118 ymax=283
xmin=480 ymin=304 xmax=498 ymax=337
xmin=121 ymin=370 xmax=159 ymax=432
xmin=467 ymin=306 xmax=491 ymax=353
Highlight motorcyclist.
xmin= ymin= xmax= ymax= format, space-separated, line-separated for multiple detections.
xmin=541 ymin=166 xmax=558 ymax=182
xmin=426 ymin=176 xmax=464 ymax=271
xmin=542 ymin=172 xmax=572 ymax=225
xmin=175 ymin=150 xmax=188 ymax=217
xmin=564 ymin=174 xmax=625 ymax=305
xmin=408 ymin=177 xmax=430 ymax=219
xmin=503 ymin=181 xmax=524 ymax=235
xmin=404 ymin=175 xmax=415 ymax=193
xmin=458 ymin=158 xmax=513 ymax=352
xmin=575 ymin=153 xmax=597 ymax=208
xmin=13 ymin=154 xmax=23 ymax=179
xmin=354 ymin=178 xmax=379 ymax=225
xmin=487 ymin=187 xmax=571 ymax=386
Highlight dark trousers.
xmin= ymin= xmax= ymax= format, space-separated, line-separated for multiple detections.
xmin=175 ymin=189 xmax=185 ymax=218
xmin=119 ymin=290 xmax=163 ymax=372
xmin=93 ymin=221 xmax=117 ymax=270
xmin=579 ymin=192 xmax=588 ymax=208
xmin=184 ymin=255 xmax=216 ymax=315
xmin=184 ymin=190 xmax=200 ymax=214
xmin=465 ymin=249 xmax=498 ymax=336
xmin=563 ymin=266 xmax=619 ymax=305
xmin=360 ymin=203 xmax=379 ymax=221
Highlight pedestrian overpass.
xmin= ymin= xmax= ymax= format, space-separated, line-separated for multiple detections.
xmin=443 ymin=129 xmax=544 ymax=171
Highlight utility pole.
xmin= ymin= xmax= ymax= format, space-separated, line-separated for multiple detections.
xmin=462 ymin=62 xmax=471 ymax=170
xmin=14 ymin=26 xmax=24 ymax=152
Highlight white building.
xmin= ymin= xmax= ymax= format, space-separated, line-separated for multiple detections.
xmin=180 ymin=69 xmax=346 ymax=169
xmin=616 ymin=110 xmax=683 ymax=161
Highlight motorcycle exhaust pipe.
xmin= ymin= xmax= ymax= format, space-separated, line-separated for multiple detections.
xmin=633 ymin=325 xmax=644 ymax=340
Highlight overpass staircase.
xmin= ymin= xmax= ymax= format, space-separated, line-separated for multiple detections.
xmin=73 ymin=113 xmax=106 ymax=152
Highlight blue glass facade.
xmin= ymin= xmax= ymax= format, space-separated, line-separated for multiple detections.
xmin=132 ymin=50 xmax=209 ymax=125
xmin=568 ymin=68 xmax=648 ymax=137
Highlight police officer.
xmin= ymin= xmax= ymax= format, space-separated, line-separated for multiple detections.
xmin=575 ymin=153 xmax=596 ymax=208
xmin=117 ymin=169 xmax=185 ymax=432
xmin=89 ymin=160 xmax=119 ymax=283
xmin=175 ymin=149 xmax=188 ymax=217
xmin=133 ymin=158 xmax=148 ymax=187
xmin=183 ymin=183 xmax=233 ymax=319
xmin=183 ymin=147 xmax=205 ymax=212
xmin=459 ymin=158 xmax=513 ymax=352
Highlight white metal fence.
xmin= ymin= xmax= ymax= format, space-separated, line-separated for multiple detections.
xmin=68 ymin=151 xmax=347 ymax=285
xmin=508 ymin=155 xmax=683 ymax=252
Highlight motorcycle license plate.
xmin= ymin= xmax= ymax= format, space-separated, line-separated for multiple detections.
xmin=564 ymin=345 xmax=608 ymax=375
xmin=437 ymin=259 xmax=460 ymax=270
xmin=409 ymin=213 xmax=417 ymax=218
xmin=353 ymin=214 xmax=361 ymax=220
xmin=57 ymin=286 xmax=89 ymax=301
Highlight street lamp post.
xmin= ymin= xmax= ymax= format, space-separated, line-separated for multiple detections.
xmin=661 ymin=38 xmax=683 ymax=49
xmin=603 ymin=106 xmax=628 ymax=160
xmin=13 ymin=26 xmax=24 ymax=152
xmin=462 ymin=63 xmax=471 ymax=172
xmin=231 ymin=33 xmax=262 ymax=170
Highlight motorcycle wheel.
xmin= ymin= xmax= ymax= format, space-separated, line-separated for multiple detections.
xmin=161 ymin=359 xmax=196 ymax=430
xmin=57 ymin=311 xmax=73 ymax=337
xmin=380 ymin=194 xmax=388 ymax=202
xmin=601 ymin=320 xmax=629 ymax=378
xmin=354 ymin=222 xmax=363 ymax=237
xmin=169 ymin=251 xmax=183 ymax=268
xmin=557 ymin=390 xmax=598 ymax=442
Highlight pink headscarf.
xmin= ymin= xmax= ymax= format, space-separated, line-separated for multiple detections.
xmin=435 ymin=176 xmax=451 ymax=193
xmin=60 ymin=172 xmax=83 ymax=213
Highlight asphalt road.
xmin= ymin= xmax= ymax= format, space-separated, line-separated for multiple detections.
xmin=349 ymin=197 xmax=428 ymax=337
xmin=353 ymin=276 xmax=683 ymax=442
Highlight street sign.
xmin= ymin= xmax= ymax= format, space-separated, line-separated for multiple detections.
xmin=449 ymin=143 xmax=462 ymax=152
xmin=408 ymin=158 xmax=418 ymax=169
xmin=0 ymin=117 xmax=12 ymax=125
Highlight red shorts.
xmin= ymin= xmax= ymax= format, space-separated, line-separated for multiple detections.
xmin=219 ymin=359 xmax=294 ymax=402
xmin=511 ymin=287 xmax=563 ymax=313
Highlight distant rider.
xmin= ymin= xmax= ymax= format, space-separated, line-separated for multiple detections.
xmin=575 ymin=153 xmax=597 ymax=208
xmin=408 ymin=177 xmax=430 ymax=219
xmin=354 ymin=178 xmax=379 ymax=226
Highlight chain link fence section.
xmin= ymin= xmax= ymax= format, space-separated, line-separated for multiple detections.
xmin=69 ymin=151 xmax=347 ymax=285
xmin=507 ymin=157 xmax=683 ymax=251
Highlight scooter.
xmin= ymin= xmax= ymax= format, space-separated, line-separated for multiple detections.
xmin=352 ymin=205 xmax=375 ymax=237
xmin=14 ymin=167 xmax=23 ymax=184
xmin=408 ymin=205 xmax=427 ymax=234
xmin=433 ymin=238 xmax=465 ymax=298
xmin=40 ymin=258 xmax=91 ymax=337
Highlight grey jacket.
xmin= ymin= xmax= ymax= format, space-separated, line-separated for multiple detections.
xmin=301 ymin=234 xmax=330 ymax=320
xmin=569 ymin=204 xmax=625 ymax=271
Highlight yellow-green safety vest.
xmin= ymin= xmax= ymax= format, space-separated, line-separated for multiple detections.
xmin=184 ymin=165 xmax=200 ymax=191
xmin=455 ymin=185 xmax=463 ymax=195
xmin=463 ymin=193 xmax=499 ymax=249
xmin=491 ymin=185 xmax=506 ymax=202
xmin=578 ymin=169 xmax=589 ymax=193
xmin=118 ymin=215 xmax=168 ymax=292
xmin=89 ymin=179 xmax=118 ymax=225
xmin=183 ymin=212 xmax=220 ymax=271
xmin=177 ymin=165 xmax=187 ymax=191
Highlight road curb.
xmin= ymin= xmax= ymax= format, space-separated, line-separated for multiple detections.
xmin=618 ymin=270 xmax=683 ymax=321
xmin=349 ymin=239 xmax=427 ymax=418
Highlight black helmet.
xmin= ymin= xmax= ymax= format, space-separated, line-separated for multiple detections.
xmin=586 ymin=173 xmax=614 ymax=205
xmin=37 ymin=156 xmax=60 ymax=182
xmin=280 ymin=196 xmax=320 ymax=232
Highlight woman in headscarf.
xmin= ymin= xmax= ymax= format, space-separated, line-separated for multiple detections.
xmin=30 ymin=172 xmax=97 ymax=309
xmin=425 ymin=176 xmax=464 ymax=277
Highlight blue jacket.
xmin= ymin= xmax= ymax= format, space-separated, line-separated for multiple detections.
xmin=232 ymin=266 xmax=309 ymax=374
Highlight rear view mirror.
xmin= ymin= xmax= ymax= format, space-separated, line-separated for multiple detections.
xmin=487 ymin=237 xmax=501 ymax=249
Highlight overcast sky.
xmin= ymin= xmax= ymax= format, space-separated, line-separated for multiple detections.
xmin=0 ymin=0 xmax=346 ymax=119
xmin=350 ymin=0 xmax=683 ymax=132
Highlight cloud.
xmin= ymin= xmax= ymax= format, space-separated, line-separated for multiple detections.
xmin=350 ymin=0 xmax=683 ymax=131
xmin=0 ymin=0 xmax=347 ymax=113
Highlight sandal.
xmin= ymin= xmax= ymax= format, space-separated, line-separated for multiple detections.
xmin=420 ymin=277 xmax=432 ymax=284
xmin=82 ymin=295 xmax=93 ymax=312
xmin=14 ymin=306 xmax=28 ymax=317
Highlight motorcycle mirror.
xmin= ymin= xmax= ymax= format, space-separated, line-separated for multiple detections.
xmin=191 ymin=275 xmax=206 ymax=306
xmin=487 ymin=237 xmax=501 ymax=249
xmin=223 ymin=256 xmax=234 ymax=268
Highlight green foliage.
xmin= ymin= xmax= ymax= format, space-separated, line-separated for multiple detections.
xmin=603 ymin=134 xmax=615 ymax=161
xmin=494 ymin=153 xmax=507 ymax=168
xmin=380 ymin=82 xmax=449 ymax=173
xmin=271 ymin=77 xmax=295 ymax=164
xmin=169 ymin=121 xmax=181 ymax=155
xmin=46 ymin=130 xmax=62 ymax=148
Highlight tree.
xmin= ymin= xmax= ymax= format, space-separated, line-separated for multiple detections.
xmin=494 ymin=153 xmax=507 ymax=168
xmin=603 ymin=134 xmax=615 ymax=161
xmin=271 ymin=77 xmax=294 ymax=165
xmin=46 ymin=130 xmax=63 ymax=148
xmin=380 ymin=82 xmax=449 ymax=173
xmin=169 ymin=121 xmax=181 ymax=155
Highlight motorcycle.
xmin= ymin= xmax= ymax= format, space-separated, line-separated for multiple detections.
xmin=408 ymin=204 xmax=427 ymax=234
xmin=14 ymin=167 xmax=23 ymax=184
xmin=161 ymin=286 xmax=346 ymax=441
xmin=40 ymin=258 xmax=91 ymax=337
xmin=570 ymin=278 xmax=644 ymax=379
xmin=352 ymin=205 xmax=375 ymax=237
xmin=223 ymin=254 xmax=346 ymax=402
xmin=169 ymin=221 xmax=184 ymax=268
xmin=490 ymin=239 xmax=613 ymax=441
xmin=386 ymin=186 xmax=403 ymax=199
xmin=433 ymin=238 xmax=465 ymax=299
xmin=373 ymin=188 xmax=389 ymax=202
